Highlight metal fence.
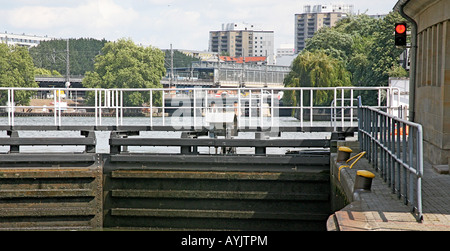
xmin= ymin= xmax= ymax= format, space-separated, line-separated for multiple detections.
xmin=0 ymin=86 xmax=400 ymax=129
xmin=358 ymin=96 xmax=423 ymax=221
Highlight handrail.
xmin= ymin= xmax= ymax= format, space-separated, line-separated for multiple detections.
xmin=0 ymin=86 xmax=401 ymax=129
xmin=357 ymin=96 xmax=423 ymax=221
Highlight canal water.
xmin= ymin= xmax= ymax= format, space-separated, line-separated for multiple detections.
xmin=0 ymin=116 xmax=342 ymax=154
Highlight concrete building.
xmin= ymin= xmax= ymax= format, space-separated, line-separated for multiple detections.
xmin=276 ymin=43 xmax=296 ymax=67
xmin=276 ymin=43 xmax=295 ymax=57
xmin=177 ymin=49 xmax=218 ymax=62
xmin=294 ymin=4 xmax=353 ymax=53
xmin=209 ymin=23 xmax=275 ymax=65
xmin=395 ymin=0 xmax=450 ymax=168
xmin=0 ymin=32 xmax=53 ymax=48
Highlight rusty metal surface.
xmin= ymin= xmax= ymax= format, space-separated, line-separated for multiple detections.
xmin=0 ymin=154 xmax=103 ymax=230
xmin=103 ymin=163 xmax=331 ymax=231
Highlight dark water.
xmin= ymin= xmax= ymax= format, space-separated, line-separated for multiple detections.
xmin=0 ymin=116 xmax=343 ymax=154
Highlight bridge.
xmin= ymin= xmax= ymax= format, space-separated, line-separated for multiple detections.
xmin=34 ymin=75 xmax=284 ymax=89
xmin=35 ymin=75 xmax=84 ymax=88
xmin=34 ymin=60 xmax=290 ymax=89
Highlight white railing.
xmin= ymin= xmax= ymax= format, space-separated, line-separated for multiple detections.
xmin=0 ymin=86 xmax=401 ymax=128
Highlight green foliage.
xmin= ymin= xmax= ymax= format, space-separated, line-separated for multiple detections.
xmin=285 ymin=12 xmax=408 ymax=106
xmin=283 ymin=50 xmax=351 ymax=106
xmin=304 ymin=27 xmax=354 ymax=63
xmin=365 ymin=12 xmax=409 ymax=86
xmin=83 ymin=38 xmax=166 ymax=106
xmin=34 ymin=68 xmax=62 ymax=76
xmin=30 ymin=38 xmax=107 ymax=76
xmin=163 ymin=50 xmax=198 ymax=69
xmin=0 ymin=44 xmax=38 ymax=105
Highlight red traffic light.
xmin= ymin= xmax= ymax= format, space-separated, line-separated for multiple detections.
xmin=395 ymin=24 xmax=406 ymax=34
xmin=395 ymin=23 xmax=407 ymax=46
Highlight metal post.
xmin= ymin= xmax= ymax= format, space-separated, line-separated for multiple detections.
xmin=310 ymin=89 xmax=313 ymax=127
xmin=417 ymin=125 xmax=423 ymax=221
xmin=300 ymin=89 xmax=303 ymax=128
xmin=378 ymin=89 xmax=381 ymax=108
xmin=237 ymin=88 xmax=241 ymax=129
xmin=115 ymin=90 xmax=119 ymax=127
xmin=374 ymin=112 xmax=378 ymax=171
xmin=120 ymin=90 xmax=123 ymax=126
xmin=391 ymin=117 xmax=396 ymax=193
xmin=333 ymin=88 xmax=337 ymax=129
xmin=53 ymin=89 xmax=57 ymax=126
xmin=11 ymin=89 xmax=15 ymax=127
xmin=99 ymin=90 xmax=102 ymax=126
xmin=249 ymin=89 xmax=252 ymax=128
xmin=396 ymin=120 xmax=401 ymax=198
xmin=389 ymin=115 xmax=396 ymax=187
xmin=271 ymin=89 xmax=274 ymax=128
xmin=150 ymin=90 xmax=153 ymax=127
xmin=193 ymin=88 xmax=197 ymax=128
xmin=162 ymin=89 xmax=165 ymax=126
xmin=357 ymin=96 xmax=362 ymax=151
xmin=95 ymin=89 xmax=98 ymax=127
xmin=350 ymin=89 xmax=354 ymax=127
xmin=408 ymin=126 xmax=414 ymax=208
xmin=58 ymin=89 xmax=62 ymax=126
xmin=205 ymin=89 xmax=209 ymax=127
xmin=402 ymin=122 xmax=408 ymax=204
xmin=260 ymin=88 xmax=263 ymax=128
xmin=381 ymin=114 xmax=386 ymax=181
xmin=341 ymin=88 xmax=345 ymax=128
xmin=7 ymin=89 xmax=11 ymax=126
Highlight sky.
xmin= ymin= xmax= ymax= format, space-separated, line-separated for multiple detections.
xmin=0 ymin=0 xmax=398 ymax=51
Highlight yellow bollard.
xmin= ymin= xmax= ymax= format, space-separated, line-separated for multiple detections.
xmin=354 ymin=170 xmax=375 ymax=191
xmin=338 ymin=151 xmax=366 ymax=181
xmin=337 ymin=146 xmax=352 ymax=162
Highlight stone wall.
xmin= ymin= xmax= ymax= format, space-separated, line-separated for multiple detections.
xmin=403 ymin=0 xmax=450 ymax=165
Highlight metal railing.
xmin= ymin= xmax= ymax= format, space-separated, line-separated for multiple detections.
xmin=357 ymin=96 xmax=423 ymax=221
xmin=0 ymin=86 xmax=400 ymax=129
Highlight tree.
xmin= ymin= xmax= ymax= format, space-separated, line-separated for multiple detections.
xmin=35 ymin=68 xmax=62 ymax=76
xmin=304 ymin=27 xmax=354 ymax=63
xmin=83 ymin=38 xmax=166 ymax=106
xmin=163 ymin=50 xmax=198 ymax=69
xmin=283 ymin=50 xmax=351 ymax=106
xmin=366 ymin=12 xmax=408 ymax=86
xmin=291 ymin=12 xmax=408 ymax=106
xmin=0 ymin=44 xmax=38 ymax=105
xmin=30 ymin=38 xmax=107 ymax=76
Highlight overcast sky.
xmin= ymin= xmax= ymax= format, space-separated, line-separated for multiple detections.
xmin=0 ymin=0 xmax=398 ymax=51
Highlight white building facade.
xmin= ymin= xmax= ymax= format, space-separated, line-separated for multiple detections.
xmin=0 ymin=32 xmax=53 ymax=48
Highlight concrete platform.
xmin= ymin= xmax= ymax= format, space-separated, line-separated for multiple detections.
xmin=328 ymin=147 xmax=450 ymax=231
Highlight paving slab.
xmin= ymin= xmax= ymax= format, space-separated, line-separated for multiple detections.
xmin=329 ymin=153 xmax=450 ymax=231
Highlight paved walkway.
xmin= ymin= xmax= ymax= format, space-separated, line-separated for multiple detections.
xmin=329 ymin=156 xmax=450 ymax=231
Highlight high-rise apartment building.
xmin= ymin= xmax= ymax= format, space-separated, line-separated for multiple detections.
xmin=209 ymin=23 xmax=275 ymax=65
xmin=294 ymin=4 xmax=353 ymax=53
